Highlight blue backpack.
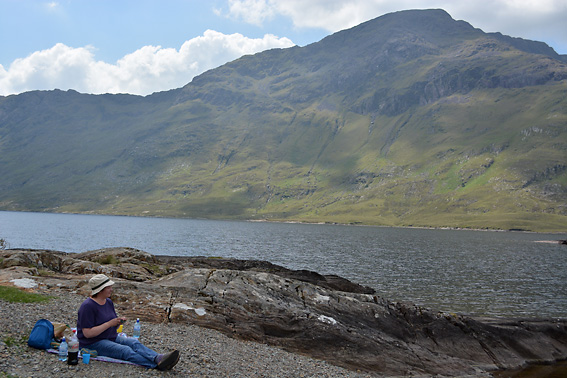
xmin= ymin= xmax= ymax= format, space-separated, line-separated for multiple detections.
xmin=28 ymin=319 xmax=54 ymax=349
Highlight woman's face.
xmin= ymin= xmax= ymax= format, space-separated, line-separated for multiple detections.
xmin=100 ymin=285 xmax=113 ymax=297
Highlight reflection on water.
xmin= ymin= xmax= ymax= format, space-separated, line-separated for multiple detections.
xmin=1 ymin=211 xmax=566 ymax=318
xmin=494 ymin=361 xmax=567 ymax=378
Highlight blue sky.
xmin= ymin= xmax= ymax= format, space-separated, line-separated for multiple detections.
xmin=1 ymin=0 xmax=566 ymax=96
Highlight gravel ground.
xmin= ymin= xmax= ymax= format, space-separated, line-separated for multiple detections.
xmin=0 ymin=289 xmax=381 ymax=378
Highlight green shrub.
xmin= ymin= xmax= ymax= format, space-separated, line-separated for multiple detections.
xmin=97 ymin=255 xmax=118 ymax=265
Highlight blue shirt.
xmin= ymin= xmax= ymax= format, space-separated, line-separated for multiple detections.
xmin=77 ymin=297 xmax=118 ymax=348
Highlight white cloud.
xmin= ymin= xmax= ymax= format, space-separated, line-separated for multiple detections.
xmin=0 ymin=31 xmax=294 ymax=96
xmin=445 ymin=0 xmax=567 ymax=50
xmin=270 ymin=0 xmax=386 ymax=31
xmin=225 ymin=0 xmax=276 ymax=25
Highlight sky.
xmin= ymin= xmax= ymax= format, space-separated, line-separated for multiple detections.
xmin=1 ymin=0 xmax=566 ymax=97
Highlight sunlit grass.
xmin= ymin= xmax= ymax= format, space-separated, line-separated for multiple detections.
xmin=0 ymin=286 xmax=52 ymax=303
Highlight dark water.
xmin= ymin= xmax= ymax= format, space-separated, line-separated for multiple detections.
xmin=494 ymin=361 xmax=567 ymax=378
xmin=1 ymin=211 xmax=565 ymax=318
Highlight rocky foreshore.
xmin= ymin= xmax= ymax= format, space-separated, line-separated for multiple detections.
xmin=1 ymin=247 xmax=566 ymax=377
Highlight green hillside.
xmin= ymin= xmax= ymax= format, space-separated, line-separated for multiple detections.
xmin=1 ymin=9 xmax=566 ymax=232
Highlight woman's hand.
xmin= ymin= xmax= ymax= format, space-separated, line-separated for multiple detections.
xmin=83 ymin=316 xmax=127 ymax=338
xmin=109 ymin=317 xmax=127 ymax=327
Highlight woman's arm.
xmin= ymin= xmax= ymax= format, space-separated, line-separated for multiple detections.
xmin=82 ymin=317 xmax=126 ymax=339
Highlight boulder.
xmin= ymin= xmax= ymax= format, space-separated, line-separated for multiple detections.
xmin=153 ymin=268 xmax=567 ymax=376
xmin=75 ymin=247 xmax=159 ymax=265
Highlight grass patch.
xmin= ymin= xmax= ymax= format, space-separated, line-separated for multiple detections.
xmin=1 ymin=372 xmax=20 ymax=378
xmin=0 ymin=285 xmax=52 ymax=303
xmin=97 ymin=255 xmax=118 ymax=265
xmin=36 ymin=268 xmax=56 ymax=277
xmin=3 ymin=334 xmax=27 ymax=347
xmin=139 ymin=262 xmax=169 ymax=276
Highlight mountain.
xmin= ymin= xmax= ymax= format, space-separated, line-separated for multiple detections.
xmin=1 ymin=9 xmax=566 ymax=232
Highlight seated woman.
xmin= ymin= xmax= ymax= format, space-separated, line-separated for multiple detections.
xmin=77 ymin=274 xmax=179 ymax=370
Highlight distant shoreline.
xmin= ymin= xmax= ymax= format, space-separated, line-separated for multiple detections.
xmin=1 ymin=209 xmax=566 ymax=235
xmin=249 ymin=218 xmax=567 ymax=236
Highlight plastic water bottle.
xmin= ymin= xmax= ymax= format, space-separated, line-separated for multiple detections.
xmin=133 ymin=318 xmax=140 ymax=339
xmin=67 ymin=329 xmax=79 ymax=365
xmin=58 ymin=337 xmax=68 ymax=361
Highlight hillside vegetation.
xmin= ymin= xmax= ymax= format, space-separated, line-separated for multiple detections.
xmin=1 ymin=9 xmax=566 ymax=232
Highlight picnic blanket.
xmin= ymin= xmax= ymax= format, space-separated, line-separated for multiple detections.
xmin=46 ymin=349 xmax=139 ymax=366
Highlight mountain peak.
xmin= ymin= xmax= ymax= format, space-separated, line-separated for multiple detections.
xmin=319 ymin=9 xmax=476 ymax=47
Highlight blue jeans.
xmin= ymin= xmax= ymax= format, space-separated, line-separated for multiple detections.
xmin=87 ymin=335 xmax=158 ymax=368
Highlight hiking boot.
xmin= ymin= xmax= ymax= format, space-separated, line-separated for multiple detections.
xmin=156 ymin=350 xmax=180 ymax=371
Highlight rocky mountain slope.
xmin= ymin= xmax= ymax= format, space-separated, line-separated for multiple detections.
xmin=0 ymin=9 xmax=566 ymax=231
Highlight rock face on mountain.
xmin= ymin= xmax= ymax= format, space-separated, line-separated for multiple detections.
xmin=1 ymin=247 xmax=566 ymax=377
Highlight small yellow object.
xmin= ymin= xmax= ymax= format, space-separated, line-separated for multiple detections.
xmin=117 ymin=324 xmax=123 ymax=333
